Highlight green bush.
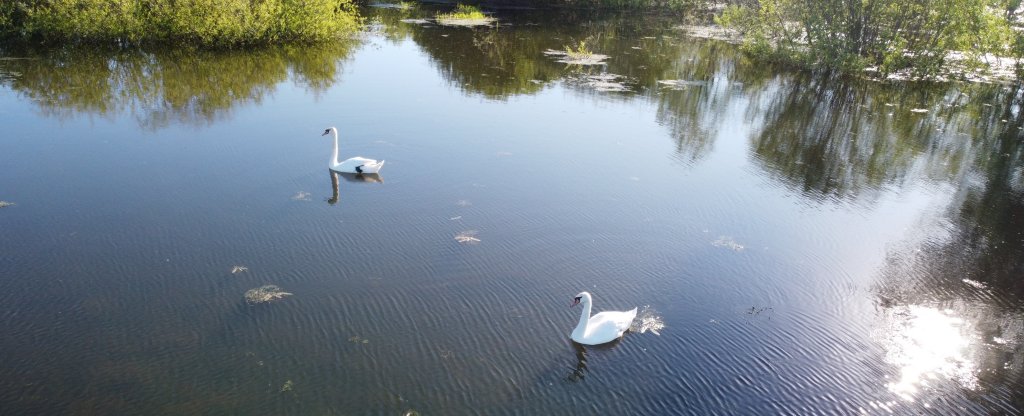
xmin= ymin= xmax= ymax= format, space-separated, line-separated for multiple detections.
xmin=717 ymin=0 xmax=1018 ymax=80
xmin=0 ymin=0 xmax=363 ymax=46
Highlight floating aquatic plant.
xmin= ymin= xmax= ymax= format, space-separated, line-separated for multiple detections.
xmin=231 ymin=265 xmax=248 ymax=274
xmin=711 ymin=236 xmax=745 ymax=252
xmin=455 ymin=230 xmax=481 ymax=244
xmin=371 ymin=1 xmax=415 ymax=9
xmin=544 ymin=42 xmax=609 ymax=66
xmin=244 ymin=285 xmax=292 ymax=304
xmin=435 ymin=4 xmax=495 ymax=27
xmin=657 ymin=79 xmax=708 ymax=90
xmin=564 ymin=40 xmax=592 ymax=60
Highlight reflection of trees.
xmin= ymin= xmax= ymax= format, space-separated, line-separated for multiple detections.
xmin=387 ymin=6 xmax=739 ymax=164
xmin=0 ymin=42 xmax=358 ymax=129
xmin=392 ymin=8 xmax=701 ymax=99
xmin=873 ymin=87 xmax=1024 ymax=412
xmin=368 ymin=4 xmax=421 ymax=44
xmin=942 ymin=87 xmax=1024 ymax=298
xmin=744 ymin=74 xmax=985 ymax=202
xmin=652 ymin=41 xmax=752 ymax=165
xmin=410 ymin=21 xmax=563 ymax=99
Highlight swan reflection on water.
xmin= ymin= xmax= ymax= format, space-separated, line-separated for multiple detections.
xmin=327 ymin=170 xmax=383 ymax=205
xmin=566 ymin=338 xmax=624 ymax=382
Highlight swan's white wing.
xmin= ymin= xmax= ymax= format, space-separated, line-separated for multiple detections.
xmin=332 ymin=157 xmax=383 ymax=173
xmin=582 ymin=308 xmax=638 ymax=343
xmin=591 ymin=309 xmax=637 ymax=331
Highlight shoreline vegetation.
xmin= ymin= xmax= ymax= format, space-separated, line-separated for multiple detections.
xmin=2 ymin=0 xmax=1023 ymax=83
xmin=712 ymin=0 xmax=1024 ymax=83
xmin=0 ymin=0 xmax=363 ymax=46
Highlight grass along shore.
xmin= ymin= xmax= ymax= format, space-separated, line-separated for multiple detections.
xmin=0 ymin=0 xmax=363 ymax=46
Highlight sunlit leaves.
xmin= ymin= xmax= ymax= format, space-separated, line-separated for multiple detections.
xmin=0 ymin=0 xmax=363 ymax=46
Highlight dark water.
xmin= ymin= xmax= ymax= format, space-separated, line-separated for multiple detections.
xmin=1 ymin=5 xmax=1023 ymax=415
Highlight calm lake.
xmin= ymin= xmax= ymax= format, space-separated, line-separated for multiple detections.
xmin=1 ymin=4 xmax=1023 ymax=415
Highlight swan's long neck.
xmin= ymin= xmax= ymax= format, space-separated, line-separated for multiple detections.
xmin=574 ymin=301 xmax=592 ymax=337
xmin=330 ymin=129 xmax=340 ymax=167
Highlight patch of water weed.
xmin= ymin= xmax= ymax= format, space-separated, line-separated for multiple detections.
xmin=348 ymin=335 xmax=371 ymax=344
xmin=455 ymin=230 xmax=481 ymax=244
xmin=565 ymin=73 xmax=633 ymax=92
xmin=244 ymin=285 xmax=292 ymax=305
xmin=280 ymin=379 xmax=294 ymax=393
xmin=370 ymin=2 xmax=415 ymax=9
xmin=0 ymin=201 xmax=14 ymax=208
xmin=435 ymin=4 xmax=495 ymax=27
xmin=657 ymin=79 xmax=708 ymax=90
xmin=231 ymin=265 xmax=248 ymax=274
xmin=711 ymin=236 xmax=745 ymax=251
xmin=544 ymin=41 xmax=609 ymax=66
xmin=746 ymin=306 xmax=773 ymax=317
xmin=675 ymin=25 xmax=743 ymax=43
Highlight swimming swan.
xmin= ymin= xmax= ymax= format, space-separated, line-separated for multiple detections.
xmin=322 ymin=127 xmax=385 ymax=174
xmin=570 ymin=291 xmax=637 ymax=345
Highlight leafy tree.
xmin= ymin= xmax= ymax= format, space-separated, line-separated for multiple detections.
xmin=717 ymin=0 xmax=1019 ymax=80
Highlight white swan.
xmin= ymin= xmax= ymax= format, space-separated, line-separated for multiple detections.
xmin=321 ymin=127 xmax=385 ymax=174
xmin=569 ymin=291 xmax=637 ymax=345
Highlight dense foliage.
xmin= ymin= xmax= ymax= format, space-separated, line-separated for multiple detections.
xmin=435 ymin=4 xmax=488 ymax=21
xmin=716 ymin=0 xmax=1023 ymax=80
xmin=0 ymin=0 xmax=363 ymax=46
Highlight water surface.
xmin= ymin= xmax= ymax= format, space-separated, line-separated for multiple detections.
xmin=1 ymin=5 xmax=1022 ymax=415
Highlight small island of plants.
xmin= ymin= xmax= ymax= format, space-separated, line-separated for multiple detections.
xmin=435 ymin=4 xmax=495 ymax=27
xmin=0 ymin=0 xmax=363 ymax=46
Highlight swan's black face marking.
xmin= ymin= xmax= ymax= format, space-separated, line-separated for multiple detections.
xmin=355 ymin=165 xmax=364 ymax=173
xmin=322 ymin=128 xmax=331 ymax=136
xmin=571 ymin=296 xmax=582 ymax=307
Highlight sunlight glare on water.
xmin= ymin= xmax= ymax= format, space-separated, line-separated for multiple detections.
xmin=879 ymin=305 xmax=976 ymax=401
